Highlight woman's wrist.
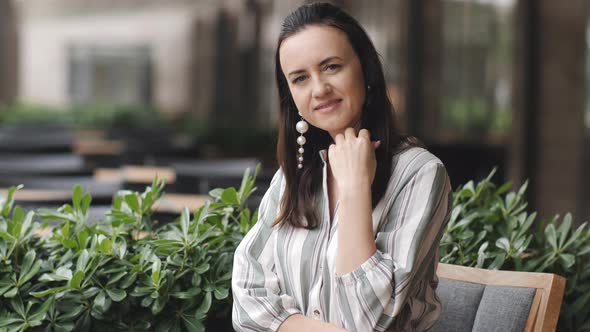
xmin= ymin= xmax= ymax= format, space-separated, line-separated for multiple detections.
xmin=337 ymin=180 xmax=371 ymax=199
xmin=278 ymin=314 xmax=346 ymax=332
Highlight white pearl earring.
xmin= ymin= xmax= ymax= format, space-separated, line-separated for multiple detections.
xmin=295 ymin=112 xmax=309 ymax=169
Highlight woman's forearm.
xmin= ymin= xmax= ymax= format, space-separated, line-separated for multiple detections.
xmin=277 ymin=314 xmax=346 ymax=332
xmin=335 ymin=181 xmax=376 ymax=276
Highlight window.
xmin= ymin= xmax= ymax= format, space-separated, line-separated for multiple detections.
xmin=440 ymin=0 xmax=515 ymax=142
xmin=68 ymin=45 xmax=152 ymax=107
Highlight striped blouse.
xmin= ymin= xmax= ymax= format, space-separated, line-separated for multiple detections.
xmin=232 ymin=147 xmax=453 ymax=332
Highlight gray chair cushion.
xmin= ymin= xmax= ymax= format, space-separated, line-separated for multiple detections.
xmin=430 ymin=278 xmax=536 ymax=332
xmin=472 ymin=285 xmax=535 ymax=332
xmin=430 ymin=279 xmax=485 ymax=332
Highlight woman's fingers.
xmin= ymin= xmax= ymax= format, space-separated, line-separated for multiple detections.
xmin=334 ymin=132 xmax=345 ymax=145
xmin=344 ymin=127 xmax=356 ymax=141
xmin=358 ymin=129 xmax=370 ymax=140
xmin=334 ymin=128 xmax=378 ymax=149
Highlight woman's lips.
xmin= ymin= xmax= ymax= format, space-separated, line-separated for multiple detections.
xmin=314 ymin=99 xmax=342 ymax=114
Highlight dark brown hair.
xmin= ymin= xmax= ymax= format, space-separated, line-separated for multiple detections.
xmin=274 ymin=2 xmax=419 ymax=228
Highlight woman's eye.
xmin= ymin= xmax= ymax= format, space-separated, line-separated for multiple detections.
xmin=292 ymin=76 xmax=306 ymax=84
xmin=325 ymin=64 xmax=341 ymax=71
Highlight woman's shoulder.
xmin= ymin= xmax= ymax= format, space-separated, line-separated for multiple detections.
xmin=390 ymin=146 xmax=448 ymax=182
xmin=264 ymin=167 xmax=286 ymax=197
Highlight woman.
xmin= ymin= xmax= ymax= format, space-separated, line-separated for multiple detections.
xmin=232 ymin=2 xmax=452 ymax=331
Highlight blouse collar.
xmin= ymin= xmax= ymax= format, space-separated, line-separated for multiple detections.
xmin=318 ymin=149 xmax=328 ymax=164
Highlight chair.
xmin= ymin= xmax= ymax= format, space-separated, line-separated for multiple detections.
xmin=431 ymin=263 xmax=566 ymax=332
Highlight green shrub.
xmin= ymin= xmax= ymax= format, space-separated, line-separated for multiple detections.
xmin=441 ymin=168 xmax=590 ymax=331
xmin=0 ymin=102 xmax=163 ymax=130
xmin=0 ymin=166 xmax=260 ymax=331
xmin=1 ymin=166 xmax=588 ymax=330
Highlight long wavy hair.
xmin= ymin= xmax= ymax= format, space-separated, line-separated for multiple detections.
xmin=274 ymin=2 xmax=419 ymax=229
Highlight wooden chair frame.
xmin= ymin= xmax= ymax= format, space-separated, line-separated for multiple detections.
xmin=437 ymin=263 xmax=566 ymax=332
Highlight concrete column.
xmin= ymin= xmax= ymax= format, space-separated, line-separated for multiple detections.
xmin=0 ymin=0 xmax=18 ymax=106
xmin=405 ymin=0 xmax=442 ymax=140
xmin=510 ymin=0 xmax=586 ymax=222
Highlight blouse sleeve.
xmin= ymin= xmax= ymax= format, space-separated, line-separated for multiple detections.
xmin=232 ymin=170 xmax=302 ymax=332
xmin=334 ymin=159 xmax=452 ymax=332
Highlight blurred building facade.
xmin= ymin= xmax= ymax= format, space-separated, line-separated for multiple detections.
xmin=0 ymin=0 xmax=589 ymax=223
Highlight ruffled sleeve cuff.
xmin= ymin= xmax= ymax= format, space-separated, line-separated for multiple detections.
xmin=269 ymin=308 xmax=302 ymax=331
xmin=334 ymin=250 xmax=391 ymax=286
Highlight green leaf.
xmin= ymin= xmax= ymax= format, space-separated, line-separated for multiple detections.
xmin=182 ymin=316 xmax=205 ymax=332
xmin=220 ymin=188 xmax=239 ymax=205
xmin=476 ymin=242 xmax=489 ymax=268
xmin=106 ymin=271 xmax=127 ymax=286
xmin=81 ymin=194 xmax=92 ymax=215
xmin=151 ymin=257 xmax=162 ymax=285
xmin=94 ymin=290 xmax=106 ymax=308
xmin=125 ymin=194 xmax=141 ymax=213
xmin=69 ymin=270 xmax=85 ymax=289
xmin=557 ymin=213 xmax=572 ymax=248
xmin=181 ymin=208 xmax=190 ymax=239
xmin=171 ymin=288 xmax=201 ymax=299
xmin=77 ymin=231 xmax=89 ymax=250
xmin=13 ymin=205 xmax=24 ymax=224
xmin=151 ymin=295 xmax=167 ymax=315
xmin=76 ymin=249 xmax=90 ymax=272
xmin=196 ymin=292 xmax=212 ymax=314
xmin=55 ymin=267 xmax=73 ymax=280
xmin=1 ymin=185 xmax=22 ymax=217
xmin=82 ymin=286 xmax=101 ymax=298
xmin=564 ymin=222 xmax=587 ymax=250
xmin=505 ymin=192 xmax=516 ymax=209
xmin=238 ymin=167 xmax=251 ymax=201
xmin=208 ymin=188 xmax=223 ymax=200
xmin=495 ymin=181 xmax=512 ymax=195
xmin=488 ymin=254 xmax=506 ymax=270
xmin=116 ymin=239 xmax=127 ymax=260
xmin=28 ymin=296 xmax=54 ymax=322
xmin=213 ymin=287 xmax=229 ymax=300
xmin=21 ymin=211 xmax=34 ymax=237
xmin=0 ymin=317 xmax=23 ymax=328
xmin=3 ymin=286 xmax=17 ymax=298
xmin=559 ymin=253 xmax=575 ymax=268
xmin=194 ymin=263 xmax=209 ymax=274
xmin=105 ymin=289 xmax=126 ymax=302
xmin=0 ymin=230 xmax=15 ymax=241
xmin=18 ymin=250 xmax=36 ymax=282
xmin=37 ymin=210 xmax=77 ymax=223
xmin=62 ymin=221 xmax=70 ymax=238
xmin=496 ymin=237 xmax=510 ymax=252
xmin=141 ymin=296 xmax=154 ymax=307
xmin=10 ymin=296 xmax=25 ymax=317
xmin=99 ymin=238 xmax=112 ymax=255
xmin=545 ymin=223 xmax=558 ymax=250
xmin=120 ymin=272 xmax=137 ymax=289
xmin=73 ymin=185 xmax=83 ymax=211
xmin=517 ymin=180 xmax=528 ymax=197
xmin=19 ymin=259 xmax=41 ymax=286
xmin=63 ymin=239 xmax=77 ymax=249
xmin=30 ymin=286 xmax=69 ymax=298
xmin=0 ymin=284 xmax=14 ymax=297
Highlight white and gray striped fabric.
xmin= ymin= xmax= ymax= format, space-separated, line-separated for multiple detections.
xmin=232 ymin=147 xmax=453 ymax=332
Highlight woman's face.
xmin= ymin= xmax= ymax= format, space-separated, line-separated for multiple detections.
xmin=279 ymin=25 xmax=365 ymax=139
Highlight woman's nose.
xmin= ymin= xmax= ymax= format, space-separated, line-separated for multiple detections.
xmin=311 ymin=77 xmax=332 ymax=98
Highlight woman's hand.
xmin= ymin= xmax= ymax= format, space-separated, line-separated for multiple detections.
xmin=327 ymin=128 xmax=380 ymax=193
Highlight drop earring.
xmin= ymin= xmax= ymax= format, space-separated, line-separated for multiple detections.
xmin=295 ymin=112 xmax=308 ymax=169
